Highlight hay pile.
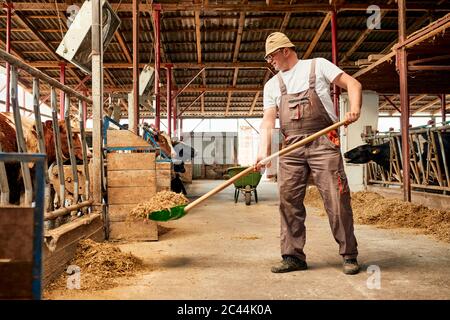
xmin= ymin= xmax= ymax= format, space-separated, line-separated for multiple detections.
xmin=128 ymin=190 xmax=189 ymax=220
xmin=304 ymin=186 xmax=450 ymax=242
xmin=304 ymin=186 xmax=325 ymax=214
xmin=351 ymin=191 xmax=450 ymax=242
xmin=45 ymin=239 xmax=144 ymax=292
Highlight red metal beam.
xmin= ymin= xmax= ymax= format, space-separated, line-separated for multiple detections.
xmin=132 ymin=0 xmax=139 ymax=134
xmin=442 ymin=94 xmax=447 ymax=124
xmin=398 ymin=0 xmax=411 ymax=202
xmin=382 ymin=95 xmax=401 ymax=113
xmin=172 ymin=91 xmax=177 ymax=138
xmin=153 ymin=4 xmax=161 ymax=131
xmin=4 ymin=2 xmax=12 ymax=112
xmin=166 ymin=64 xmax=172 ymax=136
xmin=331 ymin=10 xmax=340 ymax=117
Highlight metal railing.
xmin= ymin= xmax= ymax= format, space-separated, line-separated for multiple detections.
xmin=363 ymin=124 xmax=450 ymax=194
xmin=0 ymin=49 xmax=94 ymax=227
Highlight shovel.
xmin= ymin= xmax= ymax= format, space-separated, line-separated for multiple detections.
xmin=148 ymin=120 xmax=347 ymax=221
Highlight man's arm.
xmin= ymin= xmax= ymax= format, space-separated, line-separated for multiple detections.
xmin=255 ymin=107 xmax=277 ymax=170
xmin=332 ymin=72 xmax=362 ymax=124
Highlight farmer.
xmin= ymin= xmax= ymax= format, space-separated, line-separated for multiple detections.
xmin=255 ymin=32 xmax=362 ymax=275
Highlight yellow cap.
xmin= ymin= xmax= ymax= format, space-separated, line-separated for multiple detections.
xmin=265 ymin=32 xmax=295 ymax=58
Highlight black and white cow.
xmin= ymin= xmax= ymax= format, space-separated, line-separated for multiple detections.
xmin=344 ymin=132 xmax=450 ymax=184
xmin=344 ymin=141 xmax=391 ymax=171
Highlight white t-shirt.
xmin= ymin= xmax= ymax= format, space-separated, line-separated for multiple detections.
xmin=263 ymin=58 xmax=343 ymax=122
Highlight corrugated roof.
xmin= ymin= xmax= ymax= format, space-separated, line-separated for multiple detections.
xmin=1 ymin=0 xmax=449 ymax=118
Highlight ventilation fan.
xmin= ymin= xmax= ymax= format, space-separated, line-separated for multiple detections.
xmin=56 ymin=0 xmax=121 ymax=74
xmin=128 ymin=64 xmax=155 ymax=109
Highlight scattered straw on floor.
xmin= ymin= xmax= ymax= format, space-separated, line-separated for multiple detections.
xmin=304 ymin=186 xmax=450 ymax=242
xmin=128 ymin=191 xmax=189 ymax=220
xmin=231 ymin=235 xmax=261 ymax=240
xmin=45 ymin=239 xmax=144 ymax=293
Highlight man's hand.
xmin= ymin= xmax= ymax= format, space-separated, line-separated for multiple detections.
xmin=254 ymin=154 xmax=271 ymax=172
xmin=344 ymin=110 xmax=360 ymax=126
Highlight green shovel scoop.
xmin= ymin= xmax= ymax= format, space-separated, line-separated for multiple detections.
xmin=148 ymin=120 xmax=347 ymax=221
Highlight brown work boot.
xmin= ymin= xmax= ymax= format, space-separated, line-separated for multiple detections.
xmin=271 ymin=256 xmax=307 ymax=273
xmin=343 ymin=258 xmax=360 ymax=275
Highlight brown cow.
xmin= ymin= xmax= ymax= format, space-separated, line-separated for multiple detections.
xmin=43 ymin=119 xmax=84 ymax=165
xmin=0 ymin=112 xmax=84 ymax=204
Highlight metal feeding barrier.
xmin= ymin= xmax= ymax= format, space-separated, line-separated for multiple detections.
xmin=0 ymin=49 xmax=94 ymax=228
xmin=363 ymin=123 xmax=450 ymax=194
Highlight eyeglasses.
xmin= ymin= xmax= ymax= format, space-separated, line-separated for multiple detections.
xmin=265 ymin=48 xmax=283 ymax=62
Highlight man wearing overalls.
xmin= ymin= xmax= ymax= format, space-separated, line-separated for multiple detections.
xmin=255 ymin=32 xmax=362 ymax=275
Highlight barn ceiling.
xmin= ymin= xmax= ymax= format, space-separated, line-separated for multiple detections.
xmin=0 ymin=0 xmax=449 ymax=118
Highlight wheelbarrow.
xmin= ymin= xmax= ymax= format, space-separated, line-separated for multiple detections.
xmin=227 ymin=166 xmax=262 ymax=205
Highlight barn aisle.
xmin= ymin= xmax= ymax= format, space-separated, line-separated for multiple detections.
xmin=45 ymin=180 xmax=450 ymax=300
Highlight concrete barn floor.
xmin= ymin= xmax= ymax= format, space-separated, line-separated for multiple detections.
xmin=47 ymin=180 xmax=450 ymax=300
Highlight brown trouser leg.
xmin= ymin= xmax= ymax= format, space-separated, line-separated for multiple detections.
xmin=278 ymin=139 xmax=309 ymax=262
xmin=278 ymin=135 xmax=358 ymax=261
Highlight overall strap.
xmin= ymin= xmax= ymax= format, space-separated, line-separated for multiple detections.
xmin=309 ymin=58 xmax=316 ymax=90
xmin=276 ymin=72 xmax=288 ymax=95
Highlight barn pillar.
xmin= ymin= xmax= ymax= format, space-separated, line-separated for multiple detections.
xmin=441 ymin=94 xmax=446 ymax=124
xmin=153 ymin=4 xmax=161 ymax=131
xmin=166 ymin=64 xmax=173 ymax=136
xmin=59 ymin=62 xmax=66 ymax=119
xmin=91 ymin=0 xmax=103 ymax=208
xmin=132 ymin=0 xmax=140 ymax=134
xmin=4 ymin=2 xmax=12 ymax=112
xmin=397 ymin=0 xmax=411 ymax=202
xmin=331 ymin=9 xmax=340 ymax=117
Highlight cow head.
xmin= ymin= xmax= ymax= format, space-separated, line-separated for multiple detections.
xmin=43 ymin=120 xmax=84 ymax=164
xmin=344 ymin=144 xmax=383 ymax=164
xmin=172 ymin=141 xmax=197 ymax=161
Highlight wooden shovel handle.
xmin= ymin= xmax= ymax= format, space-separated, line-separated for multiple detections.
xmin=184 ymin=120 xmax=347 ymax=213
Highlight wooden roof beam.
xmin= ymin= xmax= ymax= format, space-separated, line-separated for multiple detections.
xmin=13 ymin=11 xmax=87 ymax=88
xmin=227 ymin=10 xmax=246 ymax=116
xmin=303 ymin=12 xmax=332 ymax=59
xmin=340 ymin=2 xmax=392 ymax=63
xmin=247 ymin=3 xmax=293 ymax=116
xmin=232 ymin=12 xmax=245 ymax=62
xmin=248 ymin=92 xmax=260 ymax=116
xmin=0 ymin=38 xmax=26 ymax=62
xmin=410 ymin=94 xmax=427 ymax=106
xmin=248 ymin=71 xmax=271 ymax=115
xmin=13 ymin=12 xmax=60 ymax=61
xmin=413 ymin=98 xmax=441 ymax=114
xmin=194 ymin=11 xmax=202 ymax=64
xmin=104 ymin=70 xmax=116 ymax=86
xmin=279 ymin=0 xmax=295 ymax=32
xmin=103 ymin=86 xmax=263 ymax=93
xmin=380 ymin=14 xmax=431 ymax=54
xmin=29 ymin=61 xmax=271 ymax=69
xmin=115 ymin=31 xmax=132 ymax=64
xmin=11 ymin=2 xmax=450 ymax=12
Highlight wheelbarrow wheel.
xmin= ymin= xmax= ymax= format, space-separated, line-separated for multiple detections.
xmin=244 ymin=185 xmax=252 ymax=205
